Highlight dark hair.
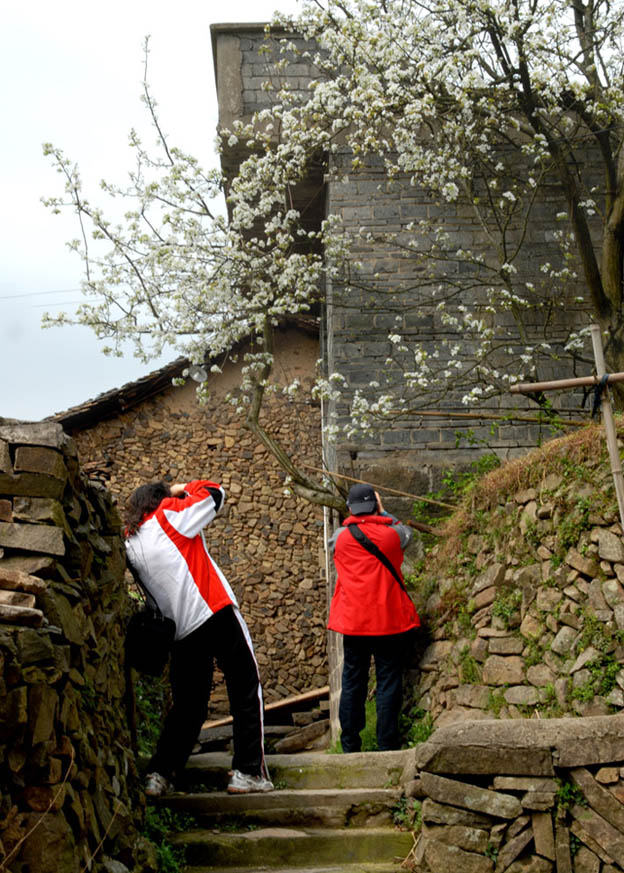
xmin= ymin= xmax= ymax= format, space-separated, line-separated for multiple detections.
xmin=124 ymin=481 xmax=171 ymax=536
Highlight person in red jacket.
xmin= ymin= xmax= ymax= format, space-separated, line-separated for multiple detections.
xmin=328 ymin=483 xmax=420 ymax=752
xmin=125 ymin=478 xmax=273 ymax=797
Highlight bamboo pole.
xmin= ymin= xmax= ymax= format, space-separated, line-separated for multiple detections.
xmin=391 ymin=409 xmax=587 ymax=426
xmin=590 ymin=325 xmax=624 ymax=529
xmin=511 ymin=371 xmax=624 ymax=394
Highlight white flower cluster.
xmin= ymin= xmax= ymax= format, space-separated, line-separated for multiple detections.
xmin=42 ymin=2 xmax=624 ymax=444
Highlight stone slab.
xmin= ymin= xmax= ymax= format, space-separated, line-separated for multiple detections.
xmin=555 ymin=824 xmax=572 ymax=873
xmin=570 ymin=821 xmax=616 ymax=865
xmin=416 ymin=740 xmax=554 ymax=778
xmin=420 ymin=772 xmax=522 ymax=819
xmin=14 ymin=446 xmax=67 ymax=481
xmin=274 ymin=719 xmax=330 ymax=753
xmin=570 ymin=804 xmax=624 ymax=861
xmin=0 ymin=567 xmax=48 ymax=592
xmin=423 ymin=838 xmax=493 ymax=873
xmin=165 ymin=787 xmax=400 ymax=829
xmin=421 ymin=798 xmax=492 ymax=828
xmin=0 ymin=421 xmax=67 ymax=448
xmin=0 ymin=604 xmax=44 ymax=627
xmin=172 ymin=826 xmax=414 ymax=868
xmin=496 ymin=826 xmax=533 ymax=871
xmin=0 ymin=472 xmax=65 ymax=499
xmin=0 ymin=590 xmax=37 ymax=608
xmin=13 ymin=497 xmax=67 ymax=526
xmin=493 ymin=778 xmax=558 ymax=792
xmin=422 ymin=822 xmax=489 ymax=854
xmin=416 ymin=715 xmax=624 ymax=774
xmin=570 ymin=767 xmax=624 ymax=834
xmin=0 ymin=522 xmax=65 ymax=556
xmin=532 ymin=812 xmax=555 ymax=861
xmin=186 ymin=750 xmax=411 ymax=791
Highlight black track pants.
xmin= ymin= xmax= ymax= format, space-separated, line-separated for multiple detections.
xmin=148 ymin=605 xmax=266 ymax=780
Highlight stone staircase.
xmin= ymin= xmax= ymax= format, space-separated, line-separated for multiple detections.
xmin=156 ymin=749 xmax=416 ymax=873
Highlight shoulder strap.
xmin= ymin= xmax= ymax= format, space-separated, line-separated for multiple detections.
xmin=345 ymin=523 xmax=407 ymax=592
xmin=126 ymin=556 xmax=162 ymax=615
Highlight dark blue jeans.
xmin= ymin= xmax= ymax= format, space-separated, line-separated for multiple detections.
xmin=339 ymin=629 xmax=416 ymax=753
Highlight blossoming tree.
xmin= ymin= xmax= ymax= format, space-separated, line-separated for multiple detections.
xmin=44 ymin=0 xmax=624 ymax=505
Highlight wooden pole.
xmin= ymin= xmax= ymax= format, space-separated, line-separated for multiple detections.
xmin=590 ymin=325 xmax=624 ymax=529
xmin=511 ymin=371 xmax=624 ymax=394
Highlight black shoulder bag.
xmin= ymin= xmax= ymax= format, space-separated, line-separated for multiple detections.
xmin=346 ymin=523 xmax=407 ymax=592
xmin=125 ymin=559 xmax=176 ymax=676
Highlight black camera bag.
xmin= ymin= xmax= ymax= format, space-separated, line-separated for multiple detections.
xmin=125 ymin=559 xmax=176 ymax=676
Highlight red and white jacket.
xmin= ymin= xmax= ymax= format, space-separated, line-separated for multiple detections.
xmin=328 ymin=513 xmax=420 ymax=637
xmin=125 ymin=480 xmax=237 ymax=640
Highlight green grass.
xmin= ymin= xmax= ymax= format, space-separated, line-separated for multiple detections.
xmin=401 ymin=707 xmax=434 ymax=747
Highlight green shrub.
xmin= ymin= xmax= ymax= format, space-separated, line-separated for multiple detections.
xmin=401 ymin=707 xmax=434 ymax=747
xmin=555 ymin=780 xmax=585 ymax=812
xmin=491 ymin=588 xmax=522 ymax=629
xmin=459 ymin=648 xmax=481 ymax=684
xmin=143 ymin=807 xmax=196 ymax=873
xmin=136 ymin=673 xmax=168 ymax=757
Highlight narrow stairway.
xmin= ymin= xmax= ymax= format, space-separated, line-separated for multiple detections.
xmin=157 ymin=749 xmax=415 ymax=873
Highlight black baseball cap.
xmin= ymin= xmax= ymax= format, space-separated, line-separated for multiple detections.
xmin=346 ymin=483 xmax=377 ymax=515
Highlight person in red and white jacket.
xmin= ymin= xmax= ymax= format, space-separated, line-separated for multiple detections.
xmin=328 ymin=483 xmax=420 ymax=752
xmin=125 ymin=478 xmax=273 ymax=797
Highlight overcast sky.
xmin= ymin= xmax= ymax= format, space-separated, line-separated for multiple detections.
xmin=1 ymin=0 xmax=301 ymax=421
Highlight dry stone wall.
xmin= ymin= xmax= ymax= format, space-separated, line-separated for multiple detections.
xmin=62 ymin=333 xmax=326 ymax=713
xmin=0 ymin=421 xmax=148 ymax=873
xmin=396 ymin=423 xmax=624 ymax=870
xmin=410 ymin=716 xmax=624 ymax=873
xmin=414 ymin=426 xmax=624 ymax=730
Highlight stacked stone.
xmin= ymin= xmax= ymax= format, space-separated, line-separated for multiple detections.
xmin=410 ymin=716 xmax=624 ymax=873
xmin=417 ymin=468 xmax=624 ymax=727
xmin=0 ymin=421 xmax=146 ymax=873
xmin=67 ymin=382 xmax=326 ymax=713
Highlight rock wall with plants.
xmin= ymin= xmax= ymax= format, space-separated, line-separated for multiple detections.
xmin=409 ymin=715 xmax=624 ymax=873
xmin=411 ymin=422 xmax=624 ymax=732
xmin=0 ymin=420 xmax=149 ymax=873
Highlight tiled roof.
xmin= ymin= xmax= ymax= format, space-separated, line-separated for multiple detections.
xmin=51 ymin=317 xmax=319 ymax=433
xmin=51 ymin=357 xmax=189 ymax=433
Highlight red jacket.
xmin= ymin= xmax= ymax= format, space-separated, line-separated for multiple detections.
xmin=328 ymin=514 xmax=420 ymax=636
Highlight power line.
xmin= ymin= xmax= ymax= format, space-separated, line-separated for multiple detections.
xmin=0 ymin=289 xmax=81 ymax=301
xmin=31 ymin=301 xmax=85 ymax=308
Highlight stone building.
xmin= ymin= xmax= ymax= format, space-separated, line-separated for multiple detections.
xmin=211 ymin=21 xmax=594 ymax=500
xmin=53 ymin=322 xmax=327 ymax=714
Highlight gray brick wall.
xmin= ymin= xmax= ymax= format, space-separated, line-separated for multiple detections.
xmin=213 ymin=23 xmax=600 ymax=489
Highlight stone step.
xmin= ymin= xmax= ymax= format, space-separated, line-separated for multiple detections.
xmin=183 ymin=750 xmax=412 ymax=792
xmin=185 ymin=864 xmax=405 ymax=873
xmin=159 ymin=786 xmax=402 ymax=828
xmin=171 ymin=826 xmax=414 ymax=869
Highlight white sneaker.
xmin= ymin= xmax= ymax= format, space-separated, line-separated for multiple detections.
xmin=227 ymin=769 xmax=274 ymax=794
xmin=144 ymin=772 xmax=175 ymax=797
